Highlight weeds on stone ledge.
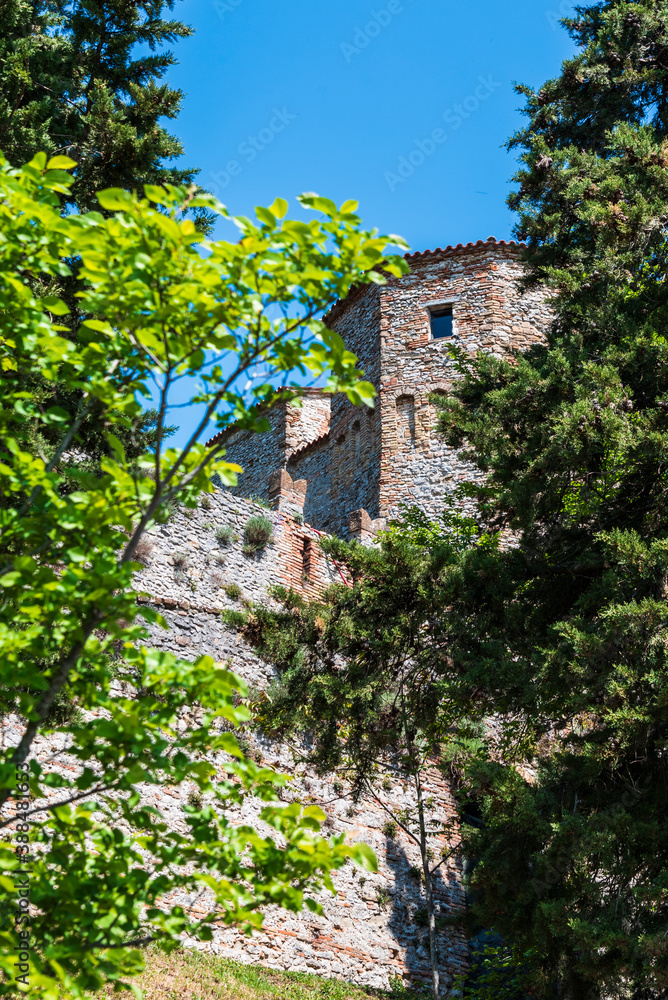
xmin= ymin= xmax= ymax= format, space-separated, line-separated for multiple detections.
xmin=133 ymin=535 xmax=155 ymax=567
xmin=376 ymin=886 xmax=391 ymax=911
xmin=209 ymin=570 xmax=226 ymax=590
xmin=173 ymin=551 xmax=192 ymax=587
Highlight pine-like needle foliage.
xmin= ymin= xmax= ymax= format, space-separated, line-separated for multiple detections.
xmin=433 ymin=3 xmax=668 ymax=998
xmin=0 ymin=0 xmax=207 ymax=219
xmin=226 ymin=533 xmax=475 ymax=1000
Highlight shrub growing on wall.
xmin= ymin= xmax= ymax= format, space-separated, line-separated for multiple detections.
xmin=243 ymin=515 xmax=274 ymax=554
xmin=215 ymin=524 xmax=238 ymax=547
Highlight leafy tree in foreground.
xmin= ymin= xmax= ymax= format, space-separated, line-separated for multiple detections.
xmin=227 ymin=510 xmax=494 ymax=1000
xmin=0 ymin=154 xmax=406 ymax=998
xmin=431 ymin=2 xmax=668 ymax=997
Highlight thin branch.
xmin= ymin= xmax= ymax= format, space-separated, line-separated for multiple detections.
xmin=361 ymin=778 xmax=420 ymax=848
xmin=83 ymin=935 xmax=156 ymax=952
xmin=0 ymin=778 xmax=123 ymax=828
xmin=429 ymin=848 xmax=456 ymax=878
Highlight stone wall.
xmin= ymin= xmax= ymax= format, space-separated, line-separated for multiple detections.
xmin=212 ymin=392 xmax=332 ymax=508
xmin=132 ymin=487 xmax=468 ymax=992
xmin=2 ymin=484 xmax=467 ymax=992
xmin=324 ymin=284 xmax=384 ymax=537
xmin=286 ymin=435 xmax=332 ymax=532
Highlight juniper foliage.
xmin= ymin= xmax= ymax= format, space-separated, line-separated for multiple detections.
xmin=0 ymin=0 xmax=205 ymax=218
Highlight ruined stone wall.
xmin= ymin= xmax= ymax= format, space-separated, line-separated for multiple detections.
xmin=220 ymin=393 xmax=332 ymax=507
xmin=322 ymin=284 xmax=384 ymax=536
xmin=137 ymin=243 xmax=554 ymax=985
xmin=4 ymin=701 xmax=466 ymax=994
xmin=3 ymin=242 xmax=559 ymax=994
xmin=136 ymin=488 xmax=341 ymax=660
xmin=287 ymin=435 xmax=333 ymax=532
xmin=190 ymin=752 xmax=467 ymax=993
xmin=135 ymin=246 xmax=553 ymax=984
xmin=0 ymin=483 xmax=467 ymax=992
xmin=215 ymin=405 xmax=287 ymax=506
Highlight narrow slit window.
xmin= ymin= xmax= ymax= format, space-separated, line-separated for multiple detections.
xmin=430 ymin=306 xmax=453 ymax=339
xmin=302 ymin=537 xmax=314 ymax=580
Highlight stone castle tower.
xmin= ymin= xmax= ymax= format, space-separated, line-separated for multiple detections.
xmin=214 ymin=236 xmax=551 ymax=540
xmin=129 ymin=238 xmax=552 ymax=991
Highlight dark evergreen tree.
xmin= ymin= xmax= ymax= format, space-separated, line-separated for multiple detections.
xmin=0 ymin=0 xmax=206 ymax=218
xmin=431 ymin=2 xmax=668 ymax=997
xmin=226 ymin=532 xmax=474 ymax=1000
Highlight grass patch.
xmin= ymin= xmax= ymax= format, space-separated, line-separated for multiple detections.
xmin=223 ymin=582 xmax=242 ymax=601
xmin=216 ymin=524 xmax=238 ymax=547
xmin=91 ymin=947 xmax=422 ymax=999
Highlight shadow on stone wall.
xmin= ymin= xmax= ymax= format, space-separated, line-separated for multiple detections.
xmin=383 ymin=835 xmax=467 ymax=993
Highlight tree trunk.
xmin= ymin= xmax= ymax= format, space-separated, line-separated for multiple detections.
xmin=400 ymin=683 xmax=440 ymax=999
xmin=415 ymin=766 xmax=440 ymax=1000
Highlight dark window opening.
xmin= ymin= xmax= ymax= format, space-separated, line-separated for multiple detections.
xmin=302 ymin=537 xmax=314 ymax=580
xmin=430 ymin=306 xmax=453 ymax=339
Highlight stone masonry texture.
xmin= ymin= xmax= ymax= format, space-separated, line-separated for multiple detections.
xmin=133 ymin=491 xmax=468 ymax=991
xmin=2 ymin=240 xmax=552 ymax=994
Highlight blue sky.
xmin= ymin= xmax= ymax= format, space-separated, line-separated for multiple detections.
xmin=160 ymin=0 xmax=577 ymax=445
xmin=170 ymin=0 xmax=576 ymax=249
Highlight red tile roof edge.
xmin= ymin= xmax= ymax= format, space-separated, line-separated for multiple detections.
xmin=286 ymin=430 xmax=331 ymax=465
xmin=404 ymin=236 xmax=524 ymax=261
xmin=205 ymin=429 xmax=226 ymax=448
xmin=324 ymin=237 xmax=524 ymax=325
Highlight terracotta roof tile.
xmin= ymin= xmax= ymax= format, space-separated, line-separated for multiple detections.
xmin=405 ymin=236 xmax=524 ymax=261
xmin=287 ymin=430 xmax=330 ymax=464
